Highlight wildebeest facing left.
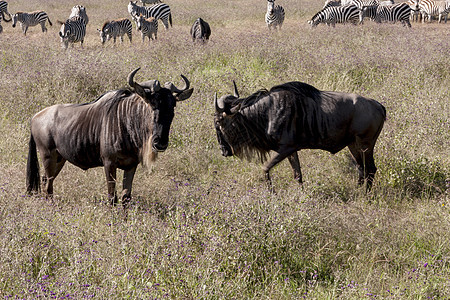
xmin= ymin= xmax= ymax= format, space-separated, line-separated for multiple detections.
xmin=214 ymin=81 xmax=386 ymax=190
xmin=190 ymin=18 xmax=211 ymax=43
xmin=26 ymin=68 xmax=194 ymax=204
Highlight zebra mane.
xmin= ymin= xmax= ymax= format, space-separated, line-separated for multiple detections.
xmin=101 ymin=21 xmax=110 ymax=30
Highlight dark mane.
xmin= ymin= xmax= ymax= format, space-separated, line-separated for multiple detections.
xmin=101 ymin=21 xmax=110 ymax=31
xmin=222 ymin=89 xmax=273 ymax=163
xmin=223 ymin=82 xmax=322 ymax=163
xmin=240 ymin=89 xmax=270 ymax=109
xmin=270 ymin=81 xmax=321 ymax=98
xmin=76 ymin=89 xmax=133 ymax=107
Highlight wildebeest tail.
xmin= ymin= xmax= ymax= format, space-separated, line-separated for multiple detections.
xmin=26 ymin=133 xmax=41 ymax=194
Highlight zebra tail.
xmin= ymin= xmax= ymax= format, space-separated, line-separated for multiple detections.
xmin=47 ymin=16 xmax=53 ymax=26
xmin=26 ymin=133 xmax=41 ymax=194
xmin=169 ymin=13 xmax=172 ymax=27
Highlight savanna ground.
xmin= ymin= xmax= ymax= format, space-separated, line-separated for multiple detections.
xmin=0 ymin=0 xmax=449 ymax=298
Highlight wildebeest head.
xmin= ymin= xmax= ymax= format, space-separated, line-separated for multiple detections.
xmin=128 ymin=68 xmax=194 ymax=152
xmin=214 ymin=81 xmax=242 ymax=157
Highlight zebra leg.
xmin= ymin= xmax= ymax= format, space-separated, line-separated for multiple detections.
xmin=40 ymin=22 xmax=47 ymax=33
xmin=113 ymin=36 xmax=117 ymax=43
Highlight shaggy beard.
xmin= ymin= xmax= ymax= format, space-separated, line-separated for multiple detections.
xmin=141 ymin=136 xmax=158 ymax=169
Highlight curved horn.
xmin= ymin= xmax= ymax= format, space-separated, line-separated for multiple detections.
xmin=214 ymin=93 xmax=225 ymax=114
xmin=164 ymin=74 xmax=190 ymax=94
xmin=128 ymin=67 xmax=141 ymax=87
xmin=233 ymin=80 xmax=239 ymax=98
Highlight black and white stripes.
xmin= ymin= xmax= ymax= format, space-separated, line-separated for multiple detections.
xmin=265 ymin=0 xmax=285 ymax=30
xmin=69 ymin=5 xmax=89 ymax=25
xmin=419 ymin=0 xmax=450 ymax=23
xmin=12 ymin=11 xmax=52 ymax=35
xmin=309 ymin=5 xmax=359 ymax=27
xmin=98 ymin=18 xmax=132 ymax=44
xmin=136 ymin=15 xmax=158 ymax=41
xmin=58 ymin=18 xmax=86 ymax=49
xmin=374 ymin=2 xmax=413 ymax=26
xmin=0 ymin=1 xmax=11 ymax=22
xmin=128 ymin=1 xmax=172 ymax=30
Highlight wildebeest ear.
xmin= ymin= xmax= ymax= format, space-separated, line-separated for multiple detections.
xmin=133 ymin=84 xmax=147 ymax=99
xmin=175 ymin=88 xmax=194 ymax=101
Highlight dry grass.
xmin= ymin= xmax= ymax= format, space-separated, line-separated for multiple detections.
xmin=0 ymin=0 xmax=449 ymax=298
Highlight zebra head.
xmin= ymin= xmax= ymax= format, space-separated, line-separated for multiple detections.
xmin=11 ymin=12 xmax=19 ymax=27
xmin=136 ymin=14 xmax=146 ymax=31
xmin=97 ymin=22 xmax=111 ymax=44
xmin=267 ymin=0 xmax=276 ymax=14
xmin=128 ymin=1 xmax=139 ymax=18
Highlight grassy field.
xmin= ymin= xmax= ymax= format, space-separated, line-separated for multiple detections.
xmin=0 ymin=0 xmax=449 ymax=298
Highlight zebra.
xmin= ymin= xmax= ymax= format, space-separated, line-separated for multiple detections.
xmin=0 ymin=1 xmax=11 ymax=22
xmin=323 ymin=0 xmax=341 ymax=10
xmin=135 ymin=15 xmax=158 ymax=41
xmin=265 ymin=0 xmax=285 ymax=30
xmin=419 ymin=0 xmax=450 ymax=22
xmin=97 ymin=18 xmax=132 ymax=44
xmin=12 ymin=11 xmax=53 ymax=35
xmin=309 ymin=5 xmax=360 ymax=27
xmin=406 ymin=0 xmax=421 ymax=21
xmin=58 ymin=18 xmax=86 ymax=49
xmin=140 ymin=0 xmax=162 ymax=6
xmin=0 ymin=14 xmax=3 ymax=34
xmin=351 ymin=0 xmax=382 ymax=23
xmin=190 ymin=18 xmax=211 ymax=43
xmin=128 ymin=1 xmax=172 ymax=30
xmin=372 ymin=2 xmax=413 ymax=26
xmin=69 ymin=5 xmax=89 ymax=25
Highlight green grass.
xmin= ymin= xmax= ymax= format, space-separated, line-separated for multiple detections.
xmin=0 ymin=0 xmax=449 ymax=298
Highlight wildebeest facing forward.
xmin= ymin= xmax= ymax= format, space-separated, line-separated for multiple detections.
xmin=214 ymin=81 xmax=386 ymax=190
xmin=26 ymin=68 xmax=194 ymax=204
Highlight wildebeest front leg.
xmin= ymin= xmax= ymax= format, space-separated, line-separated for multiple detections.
xmin=348 ymin=143 xmax=377 ymax=190
xmin=121 ymin=167 xmax=137 ymax=206
xmin=104 ymin=163 xmax=118 ymax=204
xmin=263 ymin=149 xmax=297 ymax=191
xmin=287 ymin=152 xmax=303 ymax=184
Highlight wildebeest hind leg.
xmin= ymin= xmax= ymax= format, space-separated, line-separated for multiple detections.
xmin=42 ymin=151 xmax=66 ymax=197
xmin=287 ymin=152 xmax=303 ymax=184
